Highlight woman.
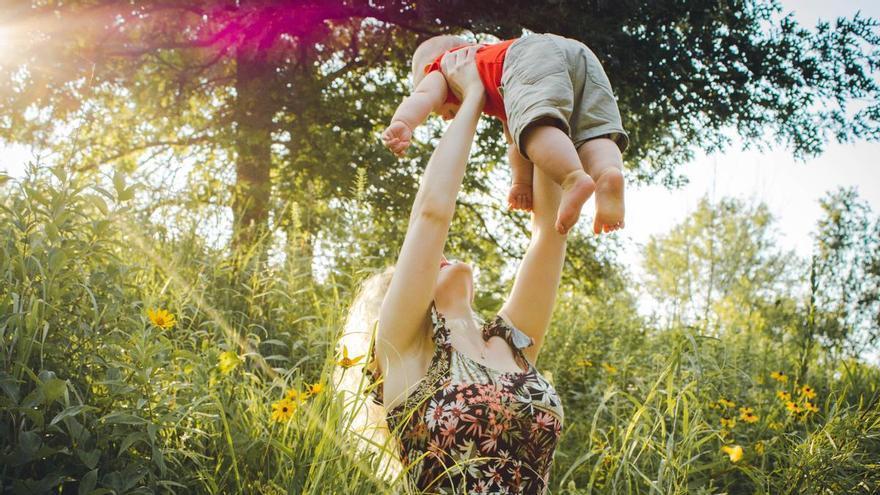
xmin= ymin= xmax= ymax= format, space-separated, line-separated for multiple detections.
xmin=345 ymin=47 xmax=574 ymax=494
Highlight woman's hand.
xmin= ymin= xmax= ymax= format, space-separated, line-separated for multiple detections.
xmin=440 ymin=46 xmax=484 ymax=102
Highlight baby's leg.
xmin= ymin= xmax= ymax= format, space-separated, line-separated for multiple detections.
xmin=507 ymin=144 xmax=534 ymax=211
xmin=577 ymin=137 xmax=625 ymax=234
xmin=522 ymin=120 xmax=594 ymax=234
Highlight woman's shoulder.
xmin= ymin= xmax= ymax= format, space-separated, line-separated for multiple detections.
xmin=483 ymin=311 xmax=535 ymax=350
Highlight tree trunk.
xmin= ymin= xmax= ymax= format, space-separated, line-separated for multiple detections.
xmin=232 ymin=52 xmax=274 ymax=252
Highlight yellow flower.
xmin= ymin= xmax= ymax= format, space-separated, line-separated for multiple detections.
xmin=305 ymin=382 xmax=325 ymax=397
xmin=271 ymin=399 xmax=296 ymax=422
xmin=739 ymin=407 xmax=759 ymax=423
xmin=776 ymin=390 xmax=791 ymax=401
xmin=755 ymin=441 xmax=765 ymax=455
xmin=721 ymin=445 xmax=743 ymax=463
xmin=577 ymin=359 xmax=594 ymax=368
xmin=770 ymin=371 xmax=788 ymax=383
xmin=718 ymin=398 xmax=736 ymax=408
xmin=804 ymin=401 xmax=819 ymax=413
xmin=720 ymin=417 xmax=736 ymax=429
xmin=601 ymin=363 xmax=617 ymax=374
xmin=799 ymin=385 xmax=816 ymax=399
xmin=285 ymin=389 xmax=303 ymax=402
xmin=218 ymin=351 xmax=240 ymax=374
xmin=786 ymin=401 xmax=802 ymax=414
xmin=337 ymin=345 xmax=364 ymax=369
xmin=147 ymin=308 xmax=176 ymax=330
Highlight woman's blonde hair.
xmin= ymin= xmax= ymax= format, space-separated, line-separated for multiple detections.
xmin=332 ymin=265 xmax=483 ymax=483
xmin=332 ymin=266 xmax=402 ymax=479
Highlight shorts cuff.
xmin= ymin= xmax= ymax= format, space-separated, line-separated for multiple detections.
xmin=512 ymin=108 xmax=571 ymax=161
xmin=572 ymin=126 xmax=629 ymax=154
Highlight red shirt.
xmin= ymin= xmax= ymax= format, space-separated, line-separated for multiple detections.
xmin=424 ymin=39 xmax=517 ymax=121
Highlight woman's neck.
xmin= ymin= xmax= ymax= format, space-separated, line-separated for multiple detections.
xmin=435 ymin=298 xmax=472 ymax=320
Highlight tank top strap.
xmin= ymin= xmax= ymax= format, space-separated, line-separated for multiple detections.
xmin=429 ymin=302 xmax=452 ymax=351
xmin=482 ymin=313 xmax=534 ymax=371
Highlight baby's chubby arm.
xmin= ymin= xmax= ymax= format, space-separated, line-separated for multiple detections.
xmin=382 ymin=71 xmax=448 ymax=157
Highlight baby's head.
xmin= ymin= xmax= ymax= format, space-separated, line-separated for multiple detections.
xmin=411 ymin=34 xmax=468 ymax=89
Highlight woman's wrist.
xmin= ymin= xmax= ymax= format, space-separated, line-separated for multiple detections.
xmin=459 ymin=87 xmax=485 ymax=112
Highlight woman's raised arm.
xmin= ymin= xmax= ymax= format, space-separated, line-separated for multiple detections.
xmin=376 ymin=48 xmax=485 ymax=366
xmin=500 ymin=161 xmax=568 ymax=364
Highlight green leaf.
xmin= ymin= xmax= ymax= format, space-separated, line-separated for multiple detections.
xmin=21 ymin=388 xmax=45 ymax=408
xmin=118 ymin=431 xmax=147 ymax=456
xmin=78 ymin=469 xmax=97 ymax=495
xmin=118 ymin=186 xmax=135 ymax=202
xmin=77 ymin=448 xmax=101 ymax=470
xmin=87 ymin=194 xmax=109 ymax=215
xmin=41 ymin=377 xmax=67 ymax=404
xmin=101 ymin=412 xmax=147 ymax=425
xmin=18 ymin=430 xmax=41 ymax=462
xmin=112 ymin=170 xmax=126 ymax=198
xmin=0 ymin=373 xmax=21 ymax=404
xmin=50 ymin=405 xmax=96 ymax=426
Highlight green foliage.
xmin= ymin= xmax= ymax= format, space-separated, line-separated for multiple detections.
xmin=643 ymin=197 xmax=795 ymax=333
xmin=1 ymin=0 xmax=878 ymax=266
xmin=812 ymin=188 xmax=880 ymax=354
xmin=2 ymin=167 xmax=878 ymax=494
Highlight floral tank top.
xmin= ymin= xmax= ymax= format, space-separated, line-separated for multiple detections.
xmin=371 ymin=304 xmax=564 ymax=494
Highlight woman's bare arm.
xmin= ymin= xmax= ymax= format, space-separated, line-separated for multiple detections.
xmin=499 ymin=165 xmax=567 ymax=364
xmin=376 ymin=47 xmax=485 ymax=367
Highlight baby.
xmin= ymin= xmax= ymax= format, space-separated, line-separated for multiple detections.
xmin=382 ymin=34 xmax=629 ymax=235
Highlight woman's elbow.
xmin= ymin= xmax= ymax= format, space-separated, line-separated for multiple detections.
xmin=413 ymin=201 xmax=454 ymax=225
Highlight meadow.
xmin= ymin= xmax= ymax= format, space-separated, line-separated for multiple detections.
xmin=1 ymin=164 xmax=877 ymax=494
xmin=2 ymin=1 xmax=880 ymax=493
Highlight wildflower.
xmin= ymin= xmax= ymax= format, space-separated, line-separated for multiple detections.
xmin=271 ymin=399 xmax=296 ymax=422
xmin=720 ymin=417 xmax=736 ymax=429
xmin=147 ymin=308 xmax=176 ymax=330
xmin=776 ymin=390 xmax=791 ymax=401
xmin=785 ymin=401 xmax=802 ymax=414
xmin=590 ymin=432 xmax=607 ymax=453
xmin=770 ymin=371 xmax=788 ymax=383
xmin=799 ymin=385 xmax=816 ymax=399
xmin=337 ymin=345 xmax=364 ymax=368
xmin=718 ymin=398 xmax=736 ymax=408
xmin=601 ymin=363 xmax=617 ymax=374
xmin=217 ymin=351 xmax=240 ymax=374
xmin=285 ymin=389 xmax=303 ymax=402
xmin=755 ymin=441 xmax=765 ymax=455
xmin=804 ymin=401 xmax=819 ymax=413
xmin=739 ymin=407 xmax=759 ymax=423
xmin=577 ymin=359 xmax=594 ymax=368
xmin=305 ymin=382 xmax=325 ymax=397
xmin=721 ymin=445 xmax=743 ymax=463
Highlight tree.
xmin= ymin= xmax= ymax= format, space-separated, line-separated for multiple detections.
xmin=0 ymin=0 xmax=877 ymax=274
xmin=811 ymin=188 xmax=880 ymax=356
xmin=642 ymin=197 xmax=794 ymax=333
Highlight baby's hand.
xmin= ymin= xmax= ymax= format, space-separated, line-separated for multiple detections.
xmin=382 ymin=121 xmax=413 ymax=157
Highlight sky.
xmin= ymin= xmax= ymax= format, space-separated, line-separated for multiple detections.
xmin=616 ymin=0 xmax=880 ymax=292
xmin=1 ymin=1 xmax=878 ymax=336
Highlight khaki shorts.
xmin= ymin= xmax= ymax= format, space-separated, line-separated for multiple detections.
xmin=501 ymin=33 xmax=629 ymax=159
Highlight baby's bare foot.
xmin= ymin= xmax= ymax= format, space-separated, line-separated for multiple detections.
xmin=556 ymin=170 xmax=595 ymax=234
xmin=593 ymin=168 xmax=625 ymax=234
xmin=507 ymin=182 xmax=533 ymax=211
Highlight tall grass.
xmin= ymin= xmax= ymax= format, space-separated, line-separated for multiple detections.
xmin=1 ymin=165 xmax=878 ymax=494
